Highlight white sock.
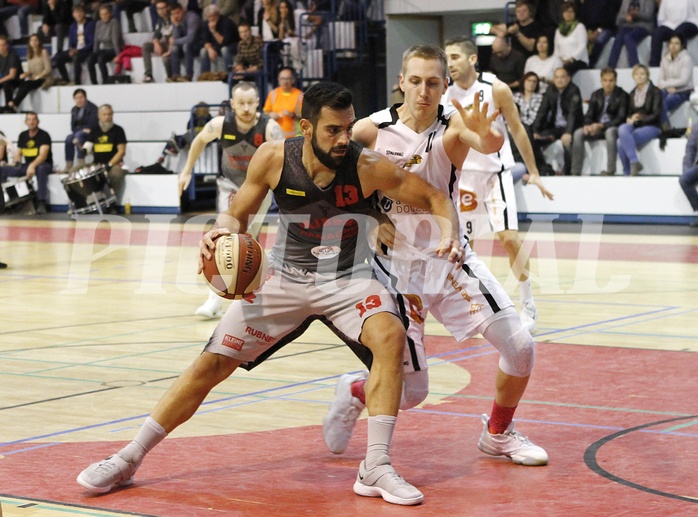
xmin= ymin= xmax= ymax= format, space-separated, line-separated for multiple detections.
xmin=118 ymin=417 xmax=168 ymax=464
xmin=519 ymin=279 xmax=533 ymax=304
xmin=365 ymin=415 xmax=396 ymax=469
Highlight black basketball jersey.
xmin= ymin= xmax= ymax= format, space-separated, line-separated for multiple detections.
xmin=271 ymin=137 xmax=373 ymax=272
xmin=219 ymin=112 xmax=272 ymax=185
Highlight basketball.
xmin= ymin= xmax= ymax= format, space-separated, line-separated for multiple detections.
xmin=202 ymin=234 xmax=268 ymax=300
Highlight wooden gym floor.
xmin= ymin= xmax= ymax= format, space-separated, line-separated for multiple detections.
xmin=0 ymin=214 xmax=697 ymax=516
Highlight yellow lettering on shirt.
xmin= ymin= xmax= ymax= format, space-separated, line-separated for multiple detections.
xmin=223 ymin=134 xmax=236 ymax=140
xmin=22 ymin=148 xmax=38 ymax=157
xmin=94 ymin=143 xmax=114 ymax=153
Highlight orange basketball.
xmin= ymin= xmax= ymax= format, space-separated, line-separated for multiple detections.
xmin=202 ymin=234 xmax=268 ymax=300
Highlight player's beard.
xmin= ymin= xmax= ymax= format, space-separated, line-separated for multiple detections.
xmin=99 ymin=121 xmax=114 ymax=133
xmin=311 ymin=133 xmax=347 ymax=170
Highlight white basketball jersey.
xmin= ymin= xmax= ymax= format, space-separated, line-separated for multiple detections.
xmin=443 ymin=72 xmax=515 ymax=173
xmin=370 ymin=105 xmax=460 ymax=260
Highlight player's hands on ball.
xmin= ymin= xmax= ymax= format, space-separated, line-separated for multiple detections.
xmin=198 ymin=227 xmax=232 ymax=273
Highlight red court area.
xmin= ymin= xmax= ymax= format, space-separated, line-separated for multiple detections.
xmin=2 ymin=339 xmax=697 ymax=516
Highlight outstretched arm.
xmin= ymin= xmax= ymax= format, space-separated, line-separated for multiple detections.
xmin=178 ymin=116 xmax=224 ymax=195
xmin=495 ymin=81 xmax=554 ymax=200
xmin=444 ymin=92 xmax=503 ymax=166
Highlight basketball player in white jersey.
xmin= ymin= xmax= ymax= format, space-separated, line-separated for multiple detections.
xmin=178 ymin=82 xmax=284 ymax=319
xmin=442 ymin=37 xmax=553 ymax=332
xmin=322 ymin=45 xmax=548 ymax=467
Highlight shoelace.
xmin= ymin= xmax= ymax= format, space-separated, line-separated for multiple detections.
xmin=508 ymin=430 xmax=532 ymax=445
xmin=94 ymin=458 xmax=120 ymax=474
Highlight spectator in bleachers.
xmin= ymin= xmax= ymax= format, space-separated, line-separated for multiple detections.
xmin=607 ymin=0 xmax=656 ymax=69
xmin=6 ymin=34 xmax=51 ymax=112
xmin=62 ymin=87 xmax=98 ymax=172
xmin=650 ymin=0 xmax=698 ymax=67
xmin=200 ymin=4 xmax=238 ymax=76
xmin=263 ymin=66 xmax=302 ymax=139
xmin=533 ymin=67 xmax=584 ymax=175
xmin=0 ymin=35 xmax=21 ymax=110
xmin=112 ymin=0 xmax=153 ymax=33
xmin=278 ymin=0 xmax=296 ymax=38
xmin=0 ymin=0 xmax=34 ymax=41
xmin=258 ymin=0 xmax=280 ymax=41
xmin=658 ymin=33 xmax=695 ymax=129
xmin=524 ymin=34 xmax=562 ymax=91
xmin=513 ymin=71 xmax=544 ymax=127
xmin=82 ymin=104 xmax=127 ymax=208
xmin=489 ymin=36 xmax=527 ymax=91
xmin=1 ymin=112 xmax=53 ymax=214
xmin=491 ymin=0 xmax=545 ymax=57
xmin=554 ymin=1 xmax=589 ymax=77
xmin=512 ymin=71 xmax=551 ymax=175
xmin=232 ymin=21 xmax=263 ymax=78
xmin=169 ymin=3 xmax=200 ymax=82
xmin=87 ymin=4 xmax=123 ymax=84
xmin=616 ymin=64 xmax=662 ymax=176
xmin=200 ymin=0 xmax=242 ymax=24
xmin=579 ymin=0 xmax=623 ymax=68
xmin=572 ymin=67 xmax=628 ymax=176
xmin=680 ymin=121 xmax=698 ymax=227
xmin=52 ymin=4 xmax=95 ymax=85
xmin=142 ymin=0 xmax=172 ymax=83
xmin=41 ymin=0 xmax=73 ymax=52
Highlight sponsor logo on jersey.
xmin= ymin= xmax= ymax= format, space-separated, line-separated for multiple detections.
xmin=311 ymin=245 xmax=341 ymax=259
xmin=469 ymin=303 xmax=484 ymax=314
xmin=403 ymin=293 xmax=425 ymax=324
xmin=286 ymin=188 xmax=306 ymax=196
xmin=223 ymin=134 xmax=237 ymax=140
xmin=459 ymin=188 xmax=478 ymax=211
xmin=221 ymin=334 xmax=244 ymax=351
xmin=386 ymin=149 xmax=404 ymax=157
xmin=245 ymin=326 xmax=275 ymax=343
xmin=447 ymin=272 xmax=473 ymax=302
xmin=403 ymin=155 xmax=422 ymax=169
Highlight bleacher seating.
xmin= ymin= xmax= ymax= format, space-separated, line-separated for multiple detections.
xmin=2 ymin=82 xmax=228 ymax=213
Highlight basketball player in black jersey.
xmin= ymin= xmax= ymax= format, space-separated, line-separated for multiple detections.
xmin=77 ymin=81 xmax=477 ymax=505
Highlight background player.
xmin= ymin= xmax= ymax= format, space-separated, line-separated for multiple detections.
xmin=322 ymin=45 xmax=548 ymax=468
xmin=443 ymin=37 xmax=554 ymax=332
xmin=178 ymin=81 xmax=283 ymax=319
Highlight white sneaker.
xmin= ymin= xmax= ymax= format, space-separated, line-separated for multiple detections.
xmin=195 ymin=295 xmax=222 ymax=319
xmin=519 ymin=301 xmax=537 ymax=332
xmin=477 ymin=414 xmax=549 ymax=466
xmin=353 ymin=455 xmax=423 ymax=505
xmin=322 ymin=372 xmax=367 ymax=454
xmin=77 ymin=454 xmax=141 ymax=494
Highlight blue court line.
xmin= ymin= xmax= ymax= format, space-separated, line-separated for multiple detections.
xmin=0 ymin=372 xmax=360 ymax=449
xmin=1 ymin=442 xmax=61 ymax=456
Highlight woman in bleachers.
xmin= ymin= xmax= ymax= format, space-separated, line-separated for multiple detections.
xmin=649 ymin=0 xmax=698 ymax=67
xmin=278 ymin=0 xmax=296 ymax=38
xmin=7 ymin=34 xmax=52 ymax=113
xmin=658 ymin=33 xmax=695 ymax=129
xmin=512 ymin=71 xmax=553 ymax=176
xmin=524 ymin=34 xmax=562 ymax=91
xmin=617 ymin=64 xmax=662 ymax=176
xmin=258 ymin=0 xmax=280 ymax=41
xmin=607 ymin=0 xmax=656 ymax=69
xmin=553 ymin=1 xmax=589 ymax=77
xmin=86 ymin=4 xmax=124 ymax=84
